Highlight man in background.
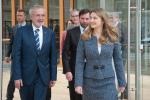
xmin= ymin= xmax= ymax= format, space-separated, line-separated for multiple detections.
xmin=66 ymin=9 xmax=80 ymax=30
xmin=5 ymin=9 xmax=26 ymax=100
xmin=60 ymin=9 xmax=80 ymax=59
xmin=62 ymin=9 xmax=90 ymax=100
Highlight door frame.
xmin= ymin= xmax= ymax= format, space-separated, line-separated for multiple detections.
xmin=128 ymin=0 xmax=142 ymax=100
xmin=0 ymin=0 xmax=3 ymax=99
xmin=135 ymin=0 xmax=142 ymax=100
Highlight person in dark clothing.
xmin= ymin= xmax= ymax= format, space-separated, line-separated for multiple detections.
xmin=5 ymin=9 xmax=26 ymax=100
xmin=62 ymin=9 xmax=90 ymax=100
xmin=12 ymin=5 xmax=57 ymax=100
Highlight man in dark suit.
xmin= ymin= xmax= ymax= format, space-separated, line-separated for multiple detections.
xmin=62 ymin=9 xmax=90 ymax=100
xmin=5 ymin=9 xmax=26 ymax=100
xmin=12 ymin=5 xmax=57 ymax=100
xmin=5 ymin=9 xmax=26 ymax=63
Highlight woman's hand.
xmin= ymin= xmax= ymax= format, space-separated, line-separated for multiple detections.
xmin=75 ymin=86 xmax=83 ymax=94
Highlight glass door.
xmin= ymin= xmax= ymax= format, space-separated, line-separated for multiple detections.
xmin=0 ymin=0 xmax=2 ymax=100
xmin=2 ymin=0 xmax=15 ymax=99
xmin=130 ymin=0 xmax=150 ymax=99
xmin=105 ymin=0 xmax=131 ymax=99
xmin=140 ymin=0 xmax=150 ymax=100
xmin=105 ymin=0 xmax=150 ymax=100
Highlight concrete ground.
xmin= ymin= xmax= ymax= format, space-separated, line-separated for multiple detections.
xmin=2 ymin=63 xmax=69 ymax=100
xmin=1 ymin=62 xmax=150 ymax=100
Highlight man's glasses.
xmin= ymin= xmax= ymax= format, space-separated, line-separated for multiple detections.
xmin=71 ymin=15 xmax=79 ymax=17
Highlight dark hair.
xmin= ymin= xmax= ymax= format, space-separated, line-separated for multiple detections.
xmin=17 ymin=9 xmax=25 ymax=13
xmin=79 ymin=9 xmax=90 ymax=17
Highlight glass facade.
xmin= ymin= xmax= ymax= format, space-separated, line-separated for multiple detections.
xmin=48 ymin=0 xmax=60 ymax=61
xmin=140 ymin=0 xmax=150 ymax=99
xmin=75 ymin=0 xmax=150 ymax=99
xmin=1 ymin=0 xmax=150 ymax=100
xmin=76 ymin=0 xmax=100 ymax=9
xmin=24 ymin=0 xmax=43 ymax=19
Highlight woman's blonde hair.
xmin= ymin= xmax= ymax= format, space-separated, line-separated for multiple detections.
xmin=81 ymin=8 xmax=118 ymax=44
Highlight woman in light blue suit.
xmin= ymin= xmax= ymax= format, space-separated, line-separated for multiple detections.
xmin=75 ymin=8 xmax=126 ymax=100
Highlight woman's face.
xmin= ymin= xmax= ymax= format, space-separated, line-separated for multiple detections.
xmin=90 ymin=12 xmax=103 ymax=29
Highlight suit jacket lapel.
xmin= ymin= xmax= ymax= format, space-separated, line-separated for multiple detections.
xmin=75 ymin=27 xmax=81 ymax=43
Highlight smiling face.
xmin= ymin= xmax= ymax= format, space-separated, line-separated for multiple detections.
xmin=30 ymin=8 xmax=45 ymax=28
xmin=90 ymin=12 xmax=103 ymax=29
xmin=71 ymin=10 xmax=79 ymax=25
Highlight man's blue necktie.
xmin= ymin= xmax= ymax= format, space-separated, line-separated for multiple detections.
xmin=34 ymin=29 xmax=40 ymax=52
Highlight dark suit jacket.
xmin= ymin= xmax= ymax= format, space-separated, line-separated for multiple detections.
xmin=62 ymin=26 xmax=81 ymax=76
xmin=6 ymin=24 xmax=25 ymax=57
xmin=12 ymin=24 xmax=57 ymax=86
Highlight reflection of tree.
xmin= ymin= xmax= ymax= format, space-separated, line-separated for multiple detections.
xmin=141 ymin=10 xmax=150 ymax=41
xmin=141 ymin=15 xmax=145 ymax=40
xmin=3 ymin=21 xmax=13 ymax=38
xmin=49 ymin=19 xmax=60 ymax=63
xmin=54 ymin=24 xmax=59 ymax=33
xmin=6 ymin=25 xmax=13 ymax=38
xmin=130 ymin=11 xmax=136 ymax=44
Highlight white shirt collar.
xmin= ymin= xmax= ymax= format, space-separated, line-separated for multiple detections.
xmin=80 ymin=25 xmax=85 ymax=34
xmin=18 ymin=21 xmax=26 ymax=26
xmin=21 ymin=21 xmax=26 ymax=26
xmin=32 ymin=24 xmax=42 ymax=32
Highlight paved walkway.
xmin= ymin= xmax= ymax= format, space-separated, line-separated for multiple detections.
xmin=1 ymin=63 xmax=150 ymax=100
xmin=2 ymin=63 xmax=69 ymax=100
